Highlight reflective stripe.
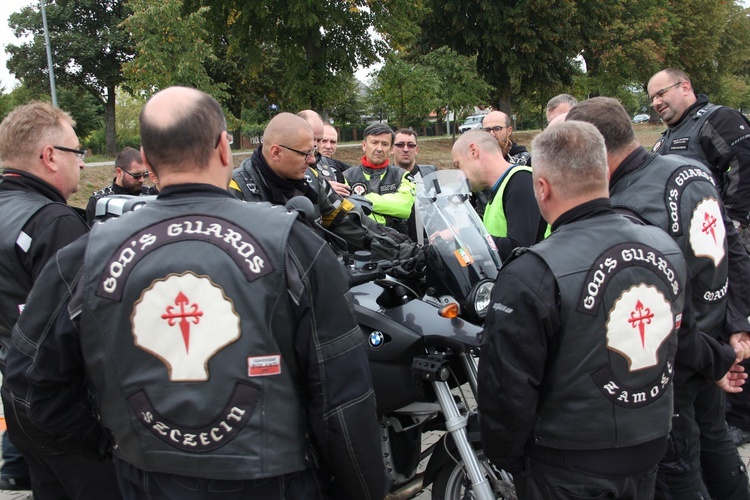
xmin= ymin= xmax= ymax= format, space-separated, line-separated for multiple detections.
xmin=16 ymin=231 xmax=32 ymax=253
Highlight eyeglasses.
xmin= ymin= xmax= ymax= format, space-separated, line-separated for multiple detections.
xmin=393 ymin=142 xmax=417 ymax=149
xmin=215 ymin=131 xmax=234 ymax=148
xmin=649 ymin=82 xmax=683 ymax=103
xmin=40 ymin=145 xmax=86 ymax=161
xmin=121 ymin=169 xmax=150 ymax=180
xmin=482 ymin=126 xmax=506 ymax=133
xmin=279 ymin=144 xmax=318 ymax=161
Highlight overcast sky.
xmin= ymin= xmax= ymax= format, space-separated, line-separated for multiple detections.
xmin=1 ymin=0 xmax=33 ymax=91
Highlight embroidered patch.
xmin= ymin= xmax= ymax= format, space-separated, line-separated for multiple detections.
xmin=350 ymin=182 xmax=368 ymax=196
xmin=606 ymin=284 xmax=673 ymax=371
xmin=689 ymin=197 xmax=725 ymax=266
xmin=131 ymin=272 xmax=241 ymax=382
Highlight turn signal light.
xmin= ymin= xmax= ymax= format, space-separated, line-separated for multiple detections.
xmin=439 ymin=303 xmax=460 ymax=318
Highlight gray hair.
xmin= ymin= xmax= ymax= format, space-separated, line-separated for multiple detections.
xmin=531 ymin=120 xmax=608 ymax=198
xmin=546 ymin=94 xmax=578 ymax=112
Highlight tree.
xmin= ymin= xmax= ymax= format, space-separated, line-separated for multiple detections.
xmin=0 ymin=81 xmax=103 ymax=140
xmin=418 ymin=47 xmax=492 ymax=135
xmin=369 ymin=53 xmax=441 ymax=128
xmin=122 ymin=0 xmax=225 ymax=100
xmin=184 ymin=0 xmax=421 ymax=112
xmin=417 ymin=0 xmax=580 ymax=112
xmin=6 ymin=0 xmax=133 ymax=154
xmin=325 ymin=74 xmax=366 ymax=126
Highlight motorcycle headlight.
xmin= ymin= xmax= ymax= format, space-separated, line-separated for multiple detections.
xmin=471 ymin=280 xmax=494 ymax=319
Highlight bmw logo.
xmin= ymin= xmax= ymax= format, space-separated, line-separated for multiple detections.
xmin=369 ymin=331 xmax=385 ymax=349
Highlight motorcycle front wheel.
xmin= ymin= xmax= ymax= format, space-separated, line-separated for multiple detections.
xmin=431 ymin=449 xmax=517 ymax=500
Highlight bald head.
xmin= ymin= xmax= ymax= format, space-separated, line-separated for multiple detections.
xmin=482 ymin=111 xmax=510 ymax=129
xmin=451 ymin=130 xmax=507 ymax=191
xmin=140 ymin=86 xmax=226 ymax=173
xmin=480 ymin=111 xmax=513 ymax=154
xmin=261 ymin=113 xmax=316 ymax=180
xmin=264 ymin=113 xmax=312 ymax=146
xmin=297 ymin=110 xmax=325 ymax=146
xmin=453 ymin=129 xmax=502 ymax=155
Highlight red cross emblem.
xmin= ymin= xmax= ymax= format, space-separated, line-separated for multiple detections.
xmin=628 ymin=300 xmax=653 ymax=348
xmin=702 ymin=211 xmax=718 ymax=244
xmin=161 ymin=292 xmax=203 ymax=353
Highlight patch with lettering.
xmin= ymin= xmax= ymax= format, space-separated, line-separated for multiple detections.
xmin=652 ymin=137 xmax=665 ymax=153
xmin=664 ymin=166 xmax=717 ymax=236
xmin=128 ymin=383 xmax=258 ymax=453
xmin=592 ymin=345 xmax=675 ymax=409
xmin=248 ymin=355 xmax=282 ymax=377
xmin=131 ymin=272 xmax=241 ymax=382
xmin=667 ymin=137 xmax=690 ymax=152
xmin=98 ymin=215 xmax=273 ymax=301
xmin=689 ymin=197 xmax=725 ymax=266
xmin=577 ymin=243 xmax=681 ymax=315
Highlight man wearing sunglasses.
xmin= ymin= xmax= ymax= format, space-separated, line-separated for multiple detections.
xmin=0 ymin=101 xmax=120 ymax=498
xmin=85 ymin=147 xmax=151 ymax=224
xmin=391 ymin=129 xmax=436 ymax=242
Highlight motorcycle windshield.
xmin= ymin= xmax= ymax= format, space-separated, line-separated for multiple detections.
xmin=416 ymin=170 xmax=502 ymax=292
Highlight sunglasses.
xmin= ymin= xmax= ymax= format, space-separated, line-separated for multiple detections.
xmin=121 ymin=169 xmax=150 ymax=180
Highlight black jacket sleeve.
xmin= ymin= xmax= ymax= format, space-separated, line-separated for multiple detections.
xmin=286 ymin=222 xmax=389 ymax=500
xmin=701 ymin=107 xmax=750 ymax=225
xmin=493 ymin=171 xmax=544 ymax=260
xmin=723 ymin=214 xmax=750 ymax=337
xmin=477 ymin=252 xmax=559 ymax=469
xmin=2 ymin=234 xmax=107 ymax=458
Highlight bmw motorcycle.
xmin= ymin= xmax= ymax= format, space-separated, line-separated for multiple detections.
xmin=95 ymin=170 xmax=516 ymax=499
xmin=348 ymin=170 xmax=515 ymax=500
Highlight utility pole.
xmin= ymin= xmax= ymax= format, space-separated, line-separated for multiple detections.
xmin=40 ymin=0 xmax=57 ymax=107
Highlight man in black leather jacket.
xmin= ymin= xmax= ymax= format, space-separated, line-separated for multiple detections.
xmin=3 ymin=87 xmax=389 ymax=500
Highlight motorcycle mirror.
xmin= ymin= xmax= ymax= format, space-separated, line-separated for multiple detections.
xmin=285 ymin=196 xmax=316 ymax=221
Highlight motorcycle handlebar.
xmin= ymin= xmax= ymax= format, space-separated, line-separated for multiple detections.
xmin=348 ymin=268 xmax=387 ymax=287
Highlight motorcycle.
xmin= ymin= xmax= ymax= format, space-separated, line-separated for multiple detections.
xmin=347 ymin=170 xmax=515 ymax=500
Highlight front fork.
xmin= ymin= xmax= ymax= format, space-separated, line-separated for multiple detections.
xmin=414 ymin=353 xmax=494 ymax=500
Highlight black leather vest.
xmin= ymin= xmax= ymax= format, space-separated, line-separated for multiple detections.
xmin=610 ymin=154 xmax=728 ymax=338
xmin=652 ymin=104 xmax=720 ymax=168
xmin=529 ymin=214 xmax=686 ymax=449
xmin=0 ymin=190 xmax=53 ymax=339
xmin=80 ymin=195 xmax=309 ymax=480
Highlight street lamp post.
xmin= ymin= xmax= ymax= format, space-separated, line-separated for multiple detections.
xmin=40 ymin=0 xmax=57 ymax=107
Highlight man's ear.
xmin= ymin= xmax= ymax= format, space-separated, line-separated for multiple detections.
xmin=39 ymin=145 xmax=57 ymax=172
xmin=218 ymin=132 xmax=232 ymax=167
xmin=140 ymin=147 xmax=154 ymax=174
xmin=536 ymin=175 xmax=551 ymax=203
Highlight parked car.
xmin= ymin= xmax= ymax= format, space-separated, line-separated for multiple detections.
xmin=459 ymin=114 xmax=486 ymax=133
xmin=632 ymin=114 xmax=650 ymax=124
